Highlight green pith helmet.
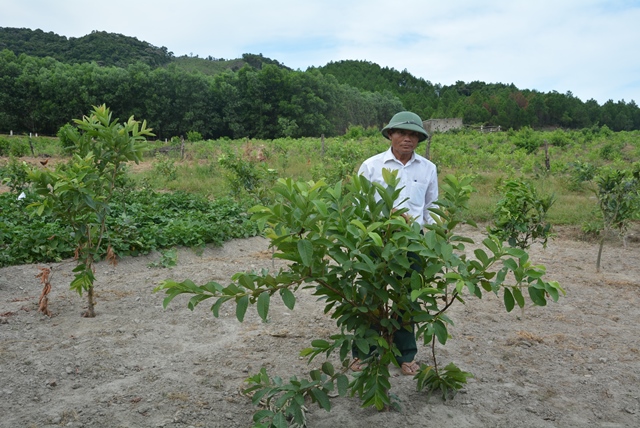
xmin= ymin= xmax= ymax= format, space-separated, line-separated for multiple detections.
xmin=381 ymin=111 xmax=429 ymax=142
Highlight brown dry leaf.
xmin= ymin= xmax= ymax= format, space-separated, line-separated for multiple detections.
xmin=35 ymin=266 xmax=52 ymax=317
xmin=106 ymin=245 xmax=118 ymax=267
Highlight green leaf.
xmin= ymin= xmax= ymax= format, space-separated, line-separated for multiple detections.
xmin=528 ymin=287 xmax=547 ymax=306
xmin=312 ymin=199 xmax=329 ymax=216
xmin=321 ymin=361 xmax=334 ymax=376
xmin=297 ymin=239 xmax=313 ymax=266
xmin=368 ymin=232 xmax=383 ymax=247
xmin=236 ymin=295 xmax=249 ymax=322
xmin=310 ymin=388 xmax=332 ymax=411
xmin=257 ymin=292 xmax=270 ymax=321
xmin=336 ymin=374 xmax=349 ymax=396
xmin=503 ymin=288 xmax=515 ymax=312
xmin=272 ymin=412 xmax=287 ymax=428
xmin=279 ymin=288 xmax=296 ymax=310
xmin=474 ymin=248 xmax=489 ymax=266
xmin=483 ymin=236 xmax=500 ymax=255
xmin=252 ymin=409 xmax=274 ymax=423
xmin=433 ymin=320 xmax=448 ymax=345
xmin=512 ymin=287 xmax=525 ymax=308
xmin=503 ymin=258 xmax=518 ymax=271
xmin=355 ymin=338 xmax=369 ymax=355
xmin=504 ymin=247 xmax=527 ymax=258
xmin=311 ymin=339 xmax=330 ymax=349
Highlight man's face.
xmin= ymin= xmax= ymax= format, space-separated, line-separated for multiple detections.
xmin=389 ymin=129 xmax=420 ymax=158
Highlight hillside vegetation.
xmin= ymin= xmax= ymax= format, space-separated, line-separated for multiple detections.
xmin=1 ymin=27 xmax=639 ymax=141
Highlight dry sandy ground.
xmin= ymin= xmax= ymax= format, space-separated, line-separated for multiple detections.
xmin=1 ymin=225 xmax=639 ymax=428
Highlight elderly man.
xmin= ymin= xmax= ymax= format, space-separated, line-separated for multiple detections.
xmin=352 ymin=111 xmax=438 ymax=376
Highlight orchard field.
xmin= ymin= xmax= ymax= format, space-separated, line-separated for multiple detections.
xmin=1 ymin=124 xmax=639 ymax=427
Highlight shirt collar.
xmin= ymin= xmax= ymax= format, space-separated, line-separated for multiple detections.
xmin=382 ymin=147 xmax=419 ymax=165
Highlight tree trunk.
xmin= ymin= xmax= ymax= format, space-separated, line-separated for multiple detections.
xmin=596 ymin=236 xmax=605 ymax=273
xmin=83 ymin=286 xmax=96 ymax=317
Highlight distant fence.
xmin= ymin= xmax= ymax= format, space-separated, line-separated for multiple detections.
xmin=423 ymin=118 xmax=463 ymax=134
xmin=468 ymin=125 xmax=502 ymax=133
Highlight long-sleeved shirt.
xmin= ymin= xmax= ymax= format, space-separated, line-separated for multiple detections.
xmin=357 ymin=148 xmax=438 ymax=226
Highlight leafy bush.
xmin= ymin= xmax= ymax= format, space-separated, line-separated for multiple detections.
xmin=512 ymin=127 xmax=541 ymax=154
xmin=0 ymin=138 xmax=30 ymax=157
xmin=27 ymin=105 xmax=153 ymax=316
xmin=311 ymin=141 xmax=365 ymax=185
xmin=0 ymin=156 xmax=31 ymax=193
xmin=57 ymin=123 xmax=79 ymax=153
xmin=488 ymin=179 xmax=555 ymax=249
xmin=157 ymin=173 xmax=564 ymax=424
xmin=218 ymin=149 xmax=277 ymax=202
xmin=153 ymin=154 xmax=178 ymax=181
xmin=590 ymin=165 xmax=640 ymax=271
xmin=0 ymin=189 xmax=259 ymax=268
xmin=187 ymin=131 xmax=203 ymax=142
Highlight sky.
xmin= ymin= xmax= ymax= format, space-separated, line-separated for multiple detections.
xmin=2 ymin=0 xmax=640 ymax=105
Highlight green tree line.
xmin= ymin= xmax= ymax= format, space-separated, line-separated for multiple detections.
xmin=1 ymin=28 xmax=640 ymax=139
xmin=0 ymin=49 xmax=401 ymax=139
xmin=316 ymin=60 xmax=640 ymax=131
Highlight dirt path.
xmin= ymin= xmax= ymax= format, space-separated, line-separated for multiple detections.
xmin=1 ymin=226 xmax=639 ymax=427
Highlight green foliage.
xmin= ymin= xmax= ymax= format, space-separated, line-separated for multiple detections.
xmin=569 ymin=161 xmax=598 ymax=188
xmin=0 ymin=137 xmax=29 ymax=157
xmin=488 ymin=179 xmax=556 ymax=249
xmin=156 ymin=173 xmax=564 ymax=424
xmin=0 ymin=189 xmax=260 ymax=268
xmin=57 ymin=123 xmax=78 ymax=152
xmin=186 ymin=131 xmax=203 ymax=142
xmin=512 ymin=127 xmax=541 ymax=154
xmin=0 ymin=27 xmax=173 ymax=67
xmin=0 ymin=156 xmax=30 ymax=193
xmin=416 ymin=362 xmax=473 ymax=401
xmin=218 ymin=149 xmax=278 ymax=203
xmin=245 ymin=366 xmax=344 ymax=427
xmin=588 ymin=164 xmax=640 ymax=271
xmin=152 ymin=154 xmax=178 ymax=181
xmin=6 ymin=31 xmax=640 ymax=141
xmin=148 ymin=248 xmax=178 ymax=269
xmin=311 ymin=141 xmax=365 ymax=186
xmin=26 ymin=105 xmax=153 ymax=316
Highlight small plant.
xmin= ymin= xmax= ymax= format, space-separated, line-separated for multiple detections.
xmin=153 ymin=154 xmax=178 ymax=181
xmin=218 ymin=149 xmax=277 ymax=203
xmin=27 ymin=105 xmax=153 ymax=317
xmin=311 ymin=142 xmax=364 ymax=186
xmin=186 ymin=131 xmax=203 ymax=142
xmin=0 ymin=156 xmax=31 ymax=194
xmin=589 ymin=165 xmax=640 ymax=271
xmin=156 ymin=172 xmax=564 ymax=425
xmin=488 ymin=178 xmax=555 ymax=249
xmin=57 ymin=123 xmax=79 ymax=153
xmin=568 ymin=161 xmax=598 ymax=191
xmin=148 ymin=248 xmax=178 ymax=269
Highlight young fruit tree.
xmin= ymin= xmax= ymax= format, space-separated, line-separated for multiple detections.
xmin=590 ymin=165 xmax=640 ymax=272
xmin=156 ymin=172 xmax=564 ymax=427
xmin=27 ymin=105 xmax=153 ymax=317
xmin=488 ymin=178 xmax=556 ymax=250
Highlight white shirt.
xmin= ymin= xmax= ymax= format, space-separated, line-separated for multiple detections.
xmin=357 ymin=148 xmax=438 ymax=226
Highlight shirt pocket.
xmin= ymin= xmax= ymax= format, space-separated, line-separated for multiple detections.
xmin=408 ymin=181 xmax=428 ymax=207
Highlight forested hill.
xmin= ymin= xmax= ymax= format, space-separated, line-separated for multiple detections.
xmin=1 ymin=27 xmax=640 ymax=138
xmin=0 ymin=27 xmax=174 ymax=67
xmin=0 ymin=28 xmax=290 ymax=73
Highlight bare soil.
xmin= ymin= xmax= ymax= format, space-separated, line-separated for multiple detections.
xmin=1 ymin=225 xmax=639 ymax=428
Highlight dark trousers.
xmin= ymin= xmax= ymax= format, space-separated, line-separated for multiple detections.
xmin=352 ymin=251 xmax=420 ymax=363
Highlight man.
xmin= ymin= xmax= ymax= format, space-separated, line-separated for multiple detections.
xmin=352 ymin=111 xmax=438 ymax=376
